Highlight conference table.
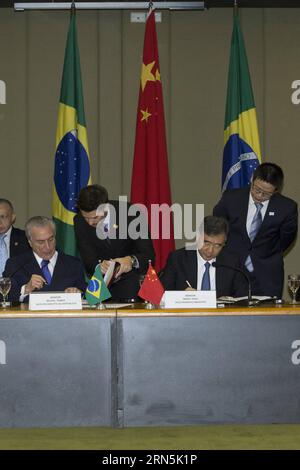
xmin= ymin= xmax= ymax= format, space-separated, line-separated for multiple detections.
xmin=0 ymin=303 xmax=300 ymax=428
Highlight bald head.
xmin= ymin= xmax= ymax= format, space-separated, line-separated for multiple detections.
xmin=0 ymin=199 xmax=16 ymax=235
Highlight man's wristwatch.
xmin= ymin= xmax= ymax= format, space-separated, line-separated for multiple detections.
xmin=130 ymin=255 xmax=139 ymax=269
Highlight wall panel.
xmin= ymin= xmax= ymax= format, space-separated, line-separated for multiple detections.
xmin=0 ymin=7 xmax=300 ymax=296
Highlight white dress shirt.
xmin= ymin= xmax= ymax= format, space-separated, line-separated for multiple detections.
xmin=2 ymin=226 xmax=12 ymax=257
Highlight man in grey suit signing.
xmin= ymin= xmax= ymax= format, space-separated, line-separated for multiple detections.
xmin=213 ymin=162 xmax=298 ymax=298
xmin=160 ymin=216 xmax=248 ymax=298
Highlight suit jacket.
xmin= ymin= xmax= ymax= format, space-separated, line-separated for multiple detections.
xmin=4 ymin=250 xmax=87 ymax=302
xmin=213 ymin=186 xmax=298 ymax=297
xmin=9 ymin=227 xmax=30 ymax=257
xmin=160 ymin=247 xmax=248 ymax=298
xmin=74 ymin=200 xmax=155 ymax=301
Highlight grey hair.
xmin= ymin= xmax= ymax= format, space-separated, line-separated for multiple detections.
xmin=25 ymin=216 xmax=56 ymax=240
xmin=0 ymin=198 xmax=14 ymax=212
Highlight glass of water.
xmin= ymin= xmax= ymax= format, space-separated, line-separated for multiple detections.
xmin=0 ymin=277 xmax=11 ymax=307
xmin=287 ymin=274 xmax=300 ymax=304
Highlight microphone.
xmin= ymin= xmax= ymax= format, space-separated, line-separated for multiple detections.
xmin=212 ymin=261 xmax=256 ymax=306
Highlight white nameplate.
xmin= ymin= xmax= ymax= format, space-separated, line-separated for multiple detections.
xmin=29 ymin=292 xmax=82 ymax=311
xmin=164 ymin=290 xmax=217 ymax=309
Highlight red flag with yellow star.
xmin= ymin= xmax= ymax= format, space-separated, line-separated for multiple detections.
xmin=138 ymin=262 xmax=165 ymax=305
xmin=131 ymin=9 xmax=175 ymax=273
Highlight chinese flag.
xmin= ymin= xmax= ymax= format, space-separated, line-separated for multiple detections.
xmin=138 ymin=263 xmax=165 ymax=305
xmin=131 ymin=9 xmax=175 ymax=273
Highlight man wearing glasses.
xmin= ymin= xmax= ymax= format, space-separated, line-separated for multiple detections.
xmin=160 ymin=215 xmax=247 ymax=297
xmin=213 ymin=162 xmax=298 ymax=298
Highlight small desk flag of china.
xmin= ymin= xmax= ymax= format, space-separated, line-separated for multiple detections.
xmin=138 ymin=261 xmax=165 ymax=305
xmin=85 ymin=265 xmax=111 ymax=306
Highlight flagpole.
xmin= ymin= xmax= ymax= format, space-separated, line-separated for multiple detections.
xmin=234 ymin=0 xmax=238 ymax=15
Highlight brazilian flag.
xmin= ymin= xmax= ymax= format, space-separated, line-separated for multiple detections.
xmin=52 ymin=7 xmax=91 ymax=256
xmin=222 ymin=12 xmax=261 ymax=192
xmin=86 ymin=265 xmax=112 ymax=306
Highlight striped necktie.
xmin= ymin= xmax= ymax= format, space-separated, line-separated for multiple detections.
xmin=245 ymin=202 xmax=263 ymax=272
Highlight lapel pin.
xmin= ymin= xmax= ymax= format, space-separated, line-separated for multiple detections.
xmin=269 ymin=212 xmax=275 ymax=216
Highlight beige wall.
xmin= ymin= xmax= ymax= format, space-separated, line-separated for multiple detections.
xmin=0 ymin=7 xmax=300 ymax=296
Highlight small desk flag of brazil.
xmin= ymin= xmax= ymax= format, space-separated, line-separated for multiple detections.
xmin=52 ymin=6 xmax=91 ymax=256
xmin=85 ymin=265 xmax=112 ymax=306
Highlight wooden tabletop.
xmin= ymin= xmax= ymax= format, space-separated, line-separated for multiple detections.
xmin=0 ymin=302 xmax=300 ymax=318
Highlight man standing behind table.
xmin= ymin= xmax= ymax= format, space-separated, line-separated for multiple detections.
xmin=160 ymin=215 xmax=248 ymax=298
xmin=74 ymin=184 xmax=155 ymax=301
xmin=4 ymin=216 xmax=86 ymax=302
xmin=213 ymin=162 xmax=298 ymax=298
xmin=0 ymin=198 xmax=30 ymax=276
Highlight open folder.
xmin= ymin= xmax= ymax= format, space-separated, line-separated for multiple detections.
xmin=103 ymin=261 xmax=121 ymax=287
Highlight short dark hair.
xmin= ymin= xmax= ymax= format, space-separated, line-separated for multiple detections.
xmin=0 ymin=198 xmax=14 ymax=212
xmin=77 ymin=185 xmax=109 ymax=212
xmin=253 ymin=162 xmax=284 ymax=191
xmin=203 ymin=215 xmax=229 ymax=238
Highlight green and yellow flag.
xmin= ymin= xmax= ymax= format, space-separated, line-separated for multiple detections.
xmin=52 ymin=7 xmax=91 ymax=256
xmin=85 ymin=265 xmax=112 ymax=306
xmin=222 ymin=11 xmax=261 ymax=191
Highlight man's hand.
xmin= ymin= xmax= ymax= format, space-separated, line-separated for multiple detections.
xmin=99 ymin=260 xmax=112 ymax=274
xmin=65 ymin=287 xmax=82 ymax=293
xmin=112 ymin=256 xmax=132 ymax=278
xmin=24 ymin=274 xmax=47 ymax=294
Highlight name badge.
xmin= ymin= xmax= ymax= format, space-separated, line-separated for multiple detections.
xmin=29 ymin=292 xmax=82 ymax=311
xmin=164 ymin=290 xmax=217 ymax=309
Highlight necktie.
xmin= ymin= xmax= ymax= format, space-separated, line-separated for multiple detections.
xmin=0 ymin=234 xmax=8 ymax=276
xmin=245 ymin=202 xmax=263 ymax=272
xmin=201 ymin=262 xmax=211 ymax=290
xmin=41 ymin=259 xmax=52 ymax=285
xmin=103 ymin=223 xmax=111 ymax=245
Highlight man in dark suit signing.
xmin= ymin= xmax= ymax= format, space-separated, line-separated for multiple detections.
xmin=213 ymin=162 xmax=298 ymax=298
xmin=74 ymin=184 xmax=155 ymax=301
xmin=160 ymin=216 xmax=247 ymax=298
xmin=4 ymin=216 xmax=86 ymax=302
xmin=0 ymin=198 xmax=30 ymax=276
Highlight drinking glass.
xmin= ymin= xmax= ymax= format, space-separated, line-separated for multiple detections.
xmin=0 ymin=277 xmax=11 ymax=308
xmin=287 ymin=274 xmax=300 ymax=304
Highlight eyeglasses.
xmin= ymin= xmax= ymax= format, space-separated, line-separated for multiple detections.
xmin=203 ymin=240 xmax=225 ymax=249
xmin=251 ymin=183 xmax=275 ymax=199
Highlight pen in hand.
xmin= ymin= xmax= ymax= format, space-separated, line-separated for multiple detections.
xmin=185 ymin=280 xmax=192 ymax=288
